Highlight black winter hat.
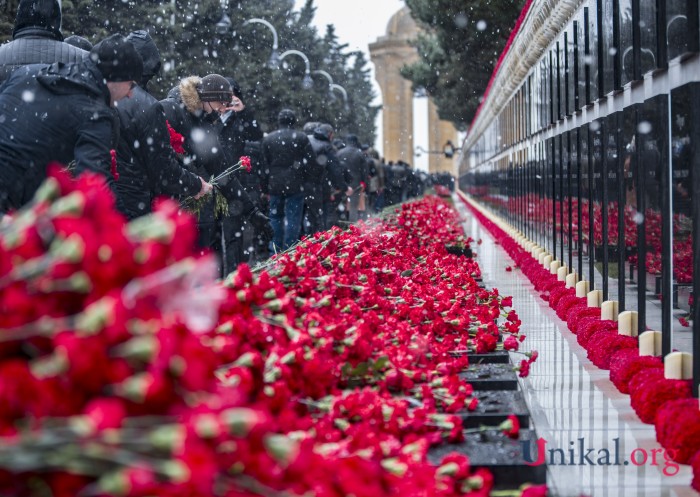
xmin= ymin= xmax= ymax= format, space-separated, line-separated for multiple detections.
xmin=303 ymin=121 xmax=321 ymax=135
xmin=345 ymin=134 xmax=361 ymax=148
xmin=126 ymin=30 xmax=162 ymax=86
xmin=197 ymin=74 xmax=233 ymax=102
xmin=278 ymin=108 xmax=296 ymax=127
xmin=90 ymin=34 xmax=144 ymax=83
xmin=64 ymin=35 xmax=93 ymax=51
xmin=13 ymin=0 xmax=63 ymax=40
xmin=225 ymin=77 xmax=243 ymax=100
xmin=314 ymin=124 xmax=334 ymax=140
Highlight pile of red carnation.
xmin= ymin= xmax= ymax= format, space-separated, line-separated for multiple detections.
xmin=459 ymin=192 xmax=700 ymax=492
xmin=0 ymin=170 xmax=540 ymax=497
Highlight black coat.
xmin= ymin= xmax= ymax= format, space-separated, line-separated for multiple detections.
xmin=337 ymin=144 xmax=369 ymax=189
xmin=261 ymin=125 xmax=316 ymax=196
xmin=219 ymin=108 xmax=265 ymax=211
xmin=308 ymin=132 xmax=345 ymax=200
xmin=114 ymin=87 xmax=201 ymax=220
xmin=219 ymin=107 xmax=263 ymax=163
xmin=0 ymin=26 xmax=87 ymax=84
xmin=0 ymin=61 xmax=117 ymax=211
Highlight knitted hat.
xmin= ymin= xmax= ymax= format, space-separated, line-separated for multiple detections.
xmin=13 ymin=0 xmax=62 ymax=40
xmin=90 ymin=34 xmax=144 ymax=83
xmin=278 ymin=108 xmax=297 ymax=127
xmin=197 ymin=74 xmax=233 ymax=102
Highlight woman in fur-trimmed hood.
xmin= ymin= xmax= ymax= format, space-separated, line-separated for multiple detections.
xmin=160 ymin=74 xmax=242 ymax=179
xmin=160 ymin=74 xmax=272 ymax=266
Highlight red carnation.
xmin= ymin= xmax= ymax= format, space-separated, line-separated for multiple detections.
xmin=517 ymin=359 xmax=530 ymax=377
xmin=691 ymin=451 xmax=700 ymax=492
xmin=240 ymin=155 xmax=252 ymax=173
xmin=656 ymin=398 xmax=700 ymax=463
xmin=521 ymin=484 xmax=548 ymax=497
xmin=585 ymin=331 xmax=638 ymax=369
xmin=630 ymin=374 xmax=692 ymax=424
xmin=503 ymin=335 xmax=519 ymax=351
xmin=166 ymin=120 xmax=186 ymax=155
xmin=608 ymin=349 xmax=663 ymax=394
xmin=109 ymin=149 xmax=119 ymax=180
xmin=500 ymin=414 xmax=520 ymax=439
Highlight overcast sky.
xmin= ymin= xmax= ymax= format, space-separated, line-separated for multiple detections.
xmin=293 ymin=0 xmax=404 ymax=108
xmin=293 ymin=0 xmax=433 ymax=168
xmin=294 ymin=0 xmax=405 ymax=59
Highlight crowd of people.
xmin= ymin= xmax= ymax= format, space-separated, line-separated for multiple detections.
xmin=0 ymin=0 xmax=442 ymax=275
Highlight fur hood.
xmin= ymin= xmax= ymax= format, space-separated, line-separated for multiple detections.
xmin=179 ymin=76 xmax=203 ymax=115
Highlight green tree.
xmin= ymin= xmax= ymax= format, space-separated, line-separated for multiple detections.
xmin=0 ymin=0 xmax=378 ymax=142
xmin=402 ymin=0 xmax=525 ymax=129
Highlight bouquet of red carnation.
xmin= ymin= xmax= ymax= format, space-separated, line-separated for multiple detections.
xmin=549 ymin=286 xmax=572 ymax=308
xmin=555 ymin=294 xmax=582 ymax=320
xmin=540 ymin=277 xmax=564 ymax=295
xmin=566 ymin=305 xmax=600 ymax=334
xmin=585 ymin=331 xmax=638 ymax=369
xmin=629 ymin=371 xmax=692 ymax=424
xmin=655 ymin=398 xmax=700 ymax=463
xmin=608 ymin=349 xmax=663 ymax=393
xmin=577 ymin=318 xmax=617 ymax=347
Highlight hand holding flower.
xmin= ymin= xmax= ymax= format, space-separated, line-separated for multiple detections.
xmin=194 ymin=178 xmax=213 ymax=200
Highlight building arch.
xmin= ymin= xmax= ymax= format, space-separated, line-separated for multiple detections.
xmin=369 ymin=7 xmax=457 ymax=174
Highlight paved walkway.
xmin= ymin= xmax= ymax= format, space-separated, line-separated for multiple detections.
xmin=453 ymin=195 xmax=695 ymax=497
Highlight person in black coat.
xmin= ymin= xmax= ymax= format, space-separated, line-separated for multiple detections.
xmin=160 ymin=74 xmax=272 ymax=269
xmin=261 ymin=109 xmax=316 ymax=250
xmin=336 ymin=134 xmax=369 ymax=222
xmin=0 ymin=34 xmax=143 ymax=213
xmin=217 ymin=77 xmax=265 ymax=270
xmin=305 ymin=123 xmax=340 ymax=233
xmin=114 ymin=30 xmax=209 ymax=220
xmin=0 ymin=0 xmax=87 ymax=84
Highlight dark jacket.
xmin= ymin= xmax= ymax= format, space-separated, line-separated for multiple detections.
xmin=308 ymin=131 xmax=345 ymax=200
xmin=114 ymin=87 xmax=201 ymax=219
xmin=114 ymin=32 xmax=200 ymax=220
xmin=219 ymin=107 xmax=263 ymax=163
xmin=0 ymin=61 xmax=117 ymax=211
xmin=160 ymin=76 xmax=256 ymax=218
xmin=337 ymin=143 xmax=369 ymax=190
xmin=218 ymin=107 xmax=264 ymax=211
xmin=0 ymin=0 xmax=87 ymax=84
xmin=261 ymin=125 xmax=315 ymax=196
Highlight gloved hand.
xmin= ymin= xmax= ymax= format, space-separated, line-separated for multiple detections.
xmin=249 ymin=209 xmax=274 ymax=242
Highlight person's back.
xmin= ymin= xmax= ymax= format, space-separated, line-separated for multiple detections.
xmin=0 ymin=34 xmax=143 ymax=212
xmin=261 ymin=110 xmax=315 ymax=197
xmin=0 ymin=0 xmax=87 ymax=84
xmin=114 ymin=30 xmax=204 ymax=220
xmin=305 ymin=124 xmax=336 ymax=234
xmin=261 ymin=109 xmax=315 ymax=249
xmin=336 ymin=135 xmax=368 ymax=190
xmin=336 ymin=135 xmax=369 ymax=222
